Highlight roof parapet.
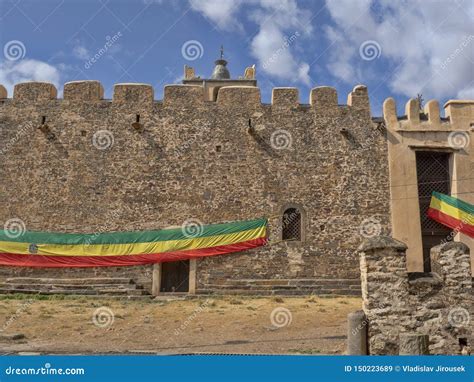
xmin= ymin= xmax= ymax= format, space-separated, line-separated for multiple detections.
xmin=64 ymin=80 xmax=104 ymax=101
xmin=310 ymin=86 xmax=337 ymax=110
xmin=423 ymin=100 xmax=441 ymax=127
xmin=216 ymin=86 xmax=261 ymax=108
xmin=113 ymin=83 xmax=154 ymax=104
xmin=13 ymin=82 xmax=57 ymax=102
xmin=347 ymin=85 xmax=370 ymax=113
xmin=163 ymin=84 xmax=204 ymax=106
xmin=405 ymin=98 xmax=420 ymax=125
xmin=444 ymin=100 xmax=474 ymax=129
xmin=271 ymin=87 xmax=299 ymax=108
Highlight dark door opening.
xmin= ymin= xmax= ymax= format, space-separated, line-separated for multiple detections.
xmin=160 ymin=260 xmax=190 ymax=293
xmin=415 ymin=151 xmax=452 ymax=272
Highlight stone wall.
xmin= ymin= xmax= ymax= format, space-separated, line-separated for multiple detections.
xmin=358 ymin=236 xmax=473 ymax=355
xmin=0 ymin=81 xmax=391 ymax=293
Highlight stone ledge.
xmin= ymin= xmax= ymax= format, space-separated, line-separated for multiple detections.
xmin=358 ymin=236 xmax=407 ymax=253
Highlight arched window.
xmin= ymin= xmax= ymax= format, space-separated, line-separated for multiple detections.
xmin=282 ymin=207 xmax=301 ymax=241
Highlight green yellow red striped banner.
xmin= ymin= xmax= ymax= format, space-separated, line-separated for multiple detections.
xmin=427 ymin=192 xmax=473 ymax=238
xmin=0 ymin=218 xmax=268 ymax=267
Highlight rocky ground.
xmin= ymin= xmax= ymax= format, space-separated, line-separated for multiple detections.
xmin=0 ymin=295 xmax=360 ymax=355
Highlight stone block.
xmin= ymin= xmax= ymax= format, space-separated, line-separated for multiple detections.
xmin=13 ymin=82 xmax=57 ymax=102
xmin=64 ymin=80 xmax=104 ymax=101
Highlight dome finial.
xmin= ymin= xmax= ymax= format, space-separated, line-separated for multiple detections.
xmin=211 ymin=45 xmax=230 ymax=79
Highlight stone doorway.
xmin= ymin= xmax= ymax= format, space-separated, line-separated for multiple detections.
xmin=160 ymin=260 xmax=190 ymax=293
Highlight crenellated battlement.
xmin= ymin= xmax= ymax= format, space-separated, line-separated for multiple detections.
xmin=383 ymin=97 xmax=474 ymax=130
xmin=64 ymin=81 xmax=104 ymax=101
xmin=1 ymin=81 xmax=373 ymax=115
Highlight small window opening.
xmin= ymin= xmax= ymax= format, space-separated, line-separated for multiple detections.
xmin=216 ymin=145 xmax=222 ymax=152
xmin=282 ymin=208 xmax=301 ymax=241
xmin=41 ymin=116 xmax=46 ymax=124
xmin=459 ymin=338 xmax=469 ymax=354
xmin=136 ymin=114 xmax=140 ymax=123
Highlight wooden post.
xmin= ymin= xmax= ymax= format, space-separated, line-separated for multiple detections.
xmin=189 ymin=259 xmax=197 ymax=294
xmin=151 ymin=263 xmax=161 ymax=296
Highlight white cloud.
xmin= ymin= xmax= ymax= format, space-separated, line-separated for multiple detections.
xmin=189 ymin=0 xmax=313 ymax=85
xmin=324 ymin=0 xmax=474 ymax=101
xmin=189 ymin=0 xmax=244 ymax=31
xmin=73 ymin=45 xmax=89 ymax=60
xmin=0 ymin=59 xmax=61 ymax=96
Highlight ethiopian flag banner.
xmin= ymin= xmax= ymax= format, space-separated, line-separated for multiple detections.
xmin=0 ymin=218 xmax=267 ymax=268
xmin=427 ymin=192 xmax=474 ymax=238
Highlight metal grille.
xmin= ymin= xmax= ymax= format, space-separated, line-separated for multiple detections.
xmin=416 ymin=152 xmax=451 ymax=233
xmin=282 ymin=208 xmax=301 ymax=241
xmin=415 ymin=151 xmax=452 ymax=271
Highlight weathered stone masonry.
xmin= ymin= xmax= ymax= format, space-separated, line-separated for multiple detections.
xmin=0 ymin=80 xmax=390 ymax=294
xmin=358 ymin=236 xmax=473 ymax=355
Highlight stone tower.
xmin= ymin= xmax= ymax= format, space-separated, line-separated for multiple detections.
xmin=183 ymin=46 xmax=257 ymax=101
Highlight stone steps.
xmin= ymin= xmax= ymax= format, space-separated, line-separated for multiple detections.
xmin=5 ymin=277 xmax=135 ymax=285
xmin=200 ymin=278 xmax=361 ymax=296
xmin=0 ymin=287 xmax=150 ymax=296
xmin=4 ymin=283 xmax=144 ymax=291
xmin=197 ymin=288 xmax=361 ymax=296
xmin=0 ymin=277 xmax=151 ymax=297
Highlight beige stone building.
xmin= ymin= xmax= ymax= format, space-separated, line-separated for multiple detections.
xmin=384 ymin=98 xmax=473 ymax=273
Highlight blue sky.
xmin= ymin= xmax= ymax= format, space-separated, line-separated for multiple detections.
xmin=0 ymin=0 xmax=473 ymax=115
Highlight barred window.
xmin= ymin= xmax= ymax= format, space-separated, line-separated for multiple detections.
xmin=282 ymin=208 xmax=301 ymax=241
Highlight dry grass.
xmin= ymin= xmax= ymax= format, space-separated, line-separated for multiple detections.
xmin=0 ymin=295 xmax=361 ymax=355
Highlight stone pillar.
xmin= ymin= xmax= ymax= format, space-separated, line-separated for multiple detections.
xmin=189 ymin=259 xmax=197 ymax=294
xmin=431 ymin=242 xmax=472 ymax=294
xmin=430 ymin=242 xmax=473 ymax=353
xmin=358 ymin=236 xmax=410 ymax=355
xmin=151 ymin=263 xmax=161 ymax=296
xmin=347 ymin=310 xmax=368 ymax=355
xmin=399 ymin=334 xmax=430 ymax=355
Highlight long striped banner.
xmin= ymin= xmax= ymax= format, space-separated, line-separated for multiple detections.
xmin=0 ymin=218 xmax=268 ymax=267
xmin=427 ymin=192 xmax=474 ymax=238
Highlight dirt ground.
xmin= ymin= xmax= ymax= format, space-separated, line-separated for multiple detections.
xmin=0 ymin=295 xmax=361 ymax=355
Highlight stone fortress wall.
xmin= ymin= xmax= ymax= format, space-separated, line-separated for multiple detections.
xmin=0 ymin=80 xmax=390 ymax=294
xmin=0 ymin=80 xmax=472 ymax=295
